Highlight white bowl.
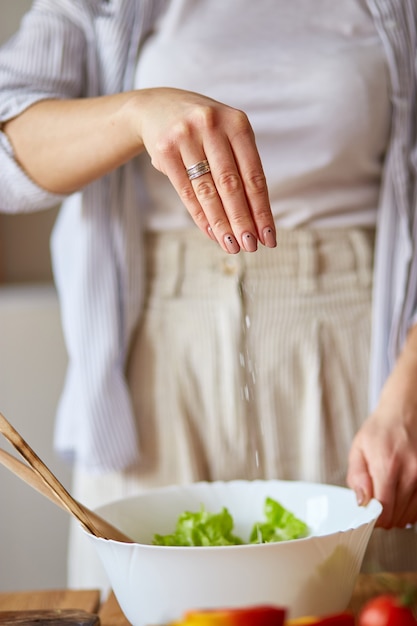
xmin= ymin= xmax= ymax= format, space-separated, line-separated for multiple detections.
xmin=85 ymin=480 xmax=382 ymax=626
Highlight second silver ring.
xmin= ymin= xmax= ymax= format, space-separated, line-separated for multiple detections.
xmin=186 ymin=159 xmax=211 ymax=180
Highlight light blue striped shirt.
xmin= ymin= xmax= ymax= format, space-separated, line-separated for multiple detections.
xmin=0 ymin=0 xmax=416 ymax=472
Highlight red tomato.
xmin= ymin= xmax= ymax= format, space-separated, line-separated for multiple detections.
xmin=358 ymin=593 xmax=417 ymax=626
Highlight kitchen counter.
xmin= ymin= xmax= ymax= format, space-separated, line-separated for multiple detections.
xmin=1 ymin=573 xmax=417 ymax=625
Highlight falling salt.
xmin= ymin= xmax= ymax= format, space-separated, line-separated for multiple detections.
xmin=238 ymin=279 xmax=262 ymax=476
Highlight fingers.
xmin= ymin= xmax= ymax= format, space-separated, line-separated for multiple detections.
xmin=200 ymin=115 xmax=274 ymax=252
xmin=347 ymin=435 xmax=417 ymax=529
xmin=347 ymin=438 xmax=401 ymax=528
xmin=167 ymin=153 xmax=267 ymax=254
xmin=167 ymin=156 xmax=238 ymax=254
xmin=219 ymin=117 xmax=274 ymax=243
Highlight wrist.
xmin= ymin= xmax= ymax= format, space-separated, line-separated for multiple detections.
xmin=115 ymin=90 xmax=147 ymax=155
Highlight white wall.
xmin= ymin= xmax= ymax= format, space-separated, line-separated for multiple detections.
xmin=0 ymin=2 xmax=72 ymax=592
xmin=0 ymin=287 xmax=70 ymax=592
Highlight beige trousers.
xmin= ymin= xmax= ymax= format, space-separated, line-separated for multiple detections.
xmin=68 ymin=227 xmax=417 ymax=592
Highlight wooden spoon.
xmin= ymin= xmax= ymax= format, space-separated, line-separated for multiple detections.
xmin=0 ymin=411 xmax=133 ymax=543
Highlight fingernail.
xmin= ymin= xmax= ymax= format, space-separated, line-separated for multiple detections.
xmin=224 ymin=234 xmax=240 ymax=254
xmin=242 ymin=232 xmax=258 ymax=252
xmin=355 ymin=487 xmax=365 ymax=506
xmin=263 ymin=227 xmax=277 ymax=248
xmin=207 ymin=225 xmax=216 ymax=241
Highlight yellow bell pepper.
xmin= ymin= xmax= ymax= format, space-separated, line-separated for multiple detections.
xmin=286 ymin=612 xmax=355 ymax=626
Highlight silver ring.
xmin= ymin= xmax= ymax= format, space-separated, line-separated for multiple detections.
xmin=186 ymin=159 xmax=211 ymax=180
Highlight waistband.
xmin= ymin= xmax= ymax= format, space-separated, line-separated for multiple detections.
xmin=144 ymin=227 xmax=375 ymax=296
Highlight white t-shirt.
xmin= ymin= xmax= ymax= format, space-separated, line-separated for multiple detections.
xmin=134 ymin=0 xmax=391 ymax=230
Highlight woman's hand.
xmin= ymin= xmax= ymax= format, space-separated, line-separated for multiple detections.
xmin=346 ymin=325 xmax=417 ymax=528
xmin=4 ymin=87 xmax=275 ymax=254
xmin=135 ymin=87 xmax=275 ymax=254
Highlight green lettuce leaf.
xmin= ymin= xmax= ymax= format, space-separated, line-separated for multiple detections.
xmin=153 ymin=504 xmax=244 ymax=546
xmin=249 ymin=496 xmax=309 ymax=543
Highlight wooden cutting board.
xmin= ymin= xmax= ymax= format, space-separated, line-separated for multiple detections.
xmin=0 ymin=590 xmax=100 ymax=613
xmin=99 ymin=592 xmax=130 ymax=626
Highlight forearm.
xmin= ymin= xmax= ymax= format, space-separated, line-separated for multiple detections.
xmin=375 ymin=322 xmax=417 ymax=428
xmin=2 ymin=91 xmax=145 ymax=194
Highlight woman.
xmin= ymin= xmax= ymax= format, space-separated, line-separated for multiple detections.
xmin=0 ymin=0 xmax=417 ymax=590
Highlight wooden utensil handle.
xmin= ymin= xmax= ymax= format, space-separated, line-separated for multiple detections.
xmin=0 ymin=449 xmax=133 ymax=543
xmin=0 ymin=412 xmax=100 ymax=537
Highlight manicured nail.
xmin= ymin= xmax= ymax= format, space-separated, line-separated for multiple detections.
xmin=224 ymin=233 xmax=240 ymax=254
xmin=355 ymin=487 xmax=365 ymax=506
xmin=263 ymin=227 xmax=277 ymax=248
xmin=207 ymin=225 xmax=216 ymax=241
xmin=242 ymin=232 xmax=257 ymax=252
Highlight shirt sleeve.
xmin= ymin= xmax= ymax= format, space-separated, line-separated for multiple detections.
xmin=0 ymin=1 xmax=88 ymax=213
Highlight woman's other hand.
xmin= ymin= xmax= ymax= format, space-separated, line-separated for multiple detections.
xmin=347 ymin=325 xmax=417 ymax=529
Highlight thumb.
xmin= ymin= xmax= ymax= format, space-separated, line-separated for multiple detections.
xmin=346 ymin=446 xmax=374 ymax=507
